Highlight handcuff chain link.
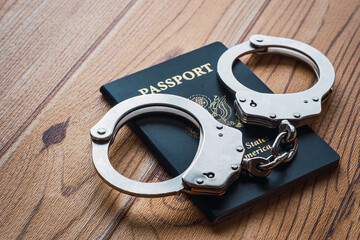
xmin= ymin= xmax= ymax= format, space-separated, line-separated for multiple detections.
xmin=241 ymin=120 xmax=298 ymax=177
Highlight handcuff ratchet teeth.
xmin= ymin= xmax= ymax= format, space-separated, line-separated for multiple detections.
xmin=90 ymin=35 xmax=335 ymax=197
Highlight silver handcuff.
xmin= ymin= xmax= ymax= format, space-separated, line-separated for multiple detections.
xmin=90 ymin=35 xmax=335 ymax=197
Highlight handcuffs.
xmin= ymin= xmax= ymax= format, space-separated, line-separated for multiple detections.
xmin=90 ymin=35 xmax=335 ymax=197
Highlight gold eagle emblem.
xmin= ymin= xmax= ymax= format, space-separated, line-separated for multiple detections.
xmin=186 ymin=94 xmax=243 ymax=138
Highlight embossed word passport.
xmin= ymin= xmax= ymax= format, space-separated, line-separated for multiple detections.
xmin=100 ymin=42 xmax=339 ymax=223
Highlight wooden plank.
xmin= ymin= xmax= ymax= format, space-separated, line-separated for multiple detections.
xmin=0 ymin=0 xmax=359 ymax=239
xmin=0 ymin=0 xmax=268 ymax=239
xmin=0 ymin=0 xmax=137 ymax=157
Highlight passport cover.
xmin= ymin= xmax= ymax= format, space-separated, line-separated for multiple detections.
xmin=100 ymin=42 xmax=339 ymax=223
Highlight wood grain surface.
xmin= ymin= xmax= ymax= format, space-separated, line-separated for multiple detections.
xmin=1 ymin=0 xmax=359 ymax=239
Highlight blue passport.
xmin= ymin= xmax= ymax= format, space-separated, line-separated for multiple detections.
xmin=100 ymin=42 xmax=339 ymax=223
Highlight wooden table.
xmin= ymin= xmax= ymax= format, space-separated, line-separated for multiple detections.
xmin=1 ymin=0 xmax=359 ymax=239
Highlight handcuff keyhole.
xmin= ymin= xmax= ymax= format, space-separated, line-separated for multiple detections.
xmin=203 ymin=172 xmax=215 ymax=178
xmin=250 ymin=100 xmax=257 ymax=107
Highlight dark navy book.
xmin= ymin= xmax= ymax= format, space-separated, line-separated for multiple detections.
xmin=100 ymin=42 xmax=339 ymax=223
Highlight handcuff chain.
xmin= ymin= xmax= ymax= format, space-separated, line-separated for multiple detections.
xmin=241 ymin=120 xmax=298 ymax=177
